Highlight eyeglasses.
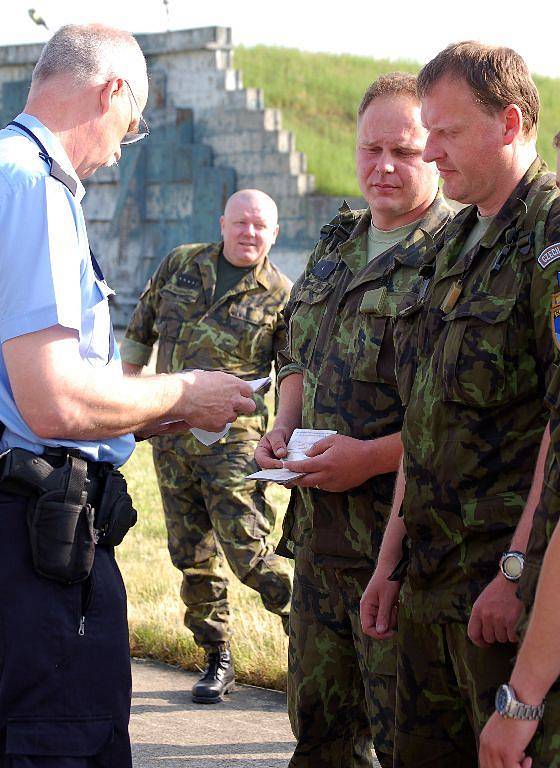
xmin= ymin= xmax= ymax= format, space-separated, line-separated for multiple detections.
xmin=120 ymin=79 xmax=150 ymax=146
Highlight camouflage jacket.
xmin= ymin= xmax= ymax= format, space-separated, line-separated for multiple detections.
xmin=276 ymin=193 xmax=454 ymax=567
xmin=120 ymin=242 xmax=292 ymax=446
xmin=396 ymin=158 xmax=560 ymax=623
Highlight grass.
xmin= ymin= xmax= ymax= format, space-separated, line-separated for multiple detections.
xmin=118 ymin=439 xmax=292 ymax=691
xmin=235 ymin=46 xmax=560 ymax=196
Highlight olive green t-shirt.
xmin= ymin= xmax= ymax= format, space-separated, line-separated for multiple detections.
xmin=368 ymin=220 xmax=418 ymax=263
xmin=214 ymin=251 xmax=253 ymax=303
xmin=457 ymin=212 xmax=495 ymax=258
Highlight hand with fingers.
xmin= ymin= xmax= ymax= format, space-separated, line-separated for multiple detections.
xmin=467 ymin=575 xmax=523 ymax=648
xmin=177 ymin=369 xmax=256 ymax=433
xmin=281 ymin=434 xmax=375 ymax=492
xmin=360 ymin=566 xmax=401 ymax=640
xmin=254 ymin=426 xmax=293 ymax=469
xmin=479 ymin=711 xmax=536 ymax=768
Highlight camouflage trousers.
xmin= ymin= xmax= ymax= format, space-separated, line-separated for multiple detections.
xmin=287 ymin=553 xmax=396 ymax=768
xmin=152 ymin=436 xmax=292 ymax=650
xmin=394 ymin=613 xmax=517 ymax=767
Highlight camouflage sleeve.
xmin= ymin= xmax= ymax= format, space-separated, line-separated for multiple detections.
xmin=120 ymin=251 xmax=175 ymax=366
xmin=271 ymin=278 xmax=291 ymax=376
xmin=276 ymin=239 xmax=326 ymax=386
xmin=533 ymin=199 xmax=560 ymax=393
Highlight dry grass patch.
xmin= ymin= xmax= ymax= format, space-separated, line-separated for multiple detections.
xmin=119 ymin=440 xmax=291 ymax=691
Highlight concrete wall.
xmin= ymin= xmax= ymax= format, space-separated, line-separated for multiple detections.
xmin=0 ymin=27 xmax=365 ymax=326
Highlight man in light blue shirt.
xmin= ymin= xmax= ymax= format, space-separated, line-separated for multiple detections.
xmin=0 ymin=23 xmax=256 ymax=767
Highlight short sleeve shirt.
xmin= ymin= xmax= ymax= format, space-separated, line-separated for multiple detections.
xmin=0 ymin=113 xmax=134 ymax=466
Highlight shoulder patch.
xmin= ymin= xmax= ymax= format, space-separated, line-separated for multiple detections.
xmin=538 ymin=242 xmax=560 ymax=269
xmin=551 ymin=291 xmax=560 ymax=352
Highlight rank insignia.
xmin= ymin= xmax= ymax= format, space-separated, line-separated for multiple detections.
xmin=552 ymin=292 xmax=560 ymax=351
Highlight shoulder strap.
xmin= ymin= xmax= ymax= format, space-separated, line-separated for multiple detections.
xmin=517 ymin=172 xmax=559 ymax=260
xmin=8 ymin=121 xmax=77 ymax=197
xmin=319 ymin=201 xmax=364 ymax=255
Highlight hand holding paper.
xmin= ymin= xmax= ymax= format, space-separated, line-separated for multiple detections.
xmin=247 ymin=428 xmax=337 ymax=483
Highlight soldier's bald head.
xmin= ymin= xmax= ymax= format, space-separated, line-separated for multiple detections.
xmin=221 ymin=189 xmax=279 ymax=267
xmin=224 ymin=189 xmax=278 ymax=226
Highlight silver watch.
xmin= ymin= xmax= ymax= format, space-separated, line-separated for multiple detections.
xmin=499 ymin=550 xmax=525 ymax=582
xmin=495 ymin=684 xmax=545 ymax=720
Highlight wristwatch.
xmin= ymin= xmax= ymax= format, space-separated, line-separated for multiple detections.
xmin=499 ymin=550 xmax=525 ymax=582
xmin=495 ymin=684 xmax=545 ymax=720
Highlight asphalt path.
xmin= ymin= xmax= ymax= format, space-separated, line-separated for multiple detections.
xmin=130 ymin=658 xmax=296 ymax=767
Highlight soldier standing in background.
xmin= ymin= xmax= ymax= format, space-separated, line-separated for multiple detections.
xmin=121 ymin=189 xmax=293 ymax=704
xmin=256 ymin=74 xmax=453 ymax=768
xmin=360 ymin=42 xmax=560 ymax=767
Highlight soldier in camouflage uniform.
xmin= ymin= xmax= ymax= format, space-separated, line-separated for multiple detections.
xmin=120 ymin=189 xmax=293 ymax=703
xmin=255 ymin=74 xmax=453 ymax=768
xmin=360 ymin=43 xmax=560 ymax=767
xmin=478 ymin=138 xmax=560 ymax=768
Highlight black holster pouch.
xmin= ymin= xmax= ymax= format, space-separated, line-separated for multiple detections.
xmin=26 ymin=455 xmax=95 ymax=584
xmin=0 ymin=447 xmax=137 ymax=584
xmin=94 ymin=470 xmax=137 ymax=547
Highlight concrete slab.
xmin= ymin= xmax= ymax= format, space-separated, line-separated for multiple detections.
xmin=130 ymin=658 xmax=296 ymax=767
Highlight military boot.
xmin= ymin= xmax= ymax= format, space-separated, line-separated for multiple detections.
xmin=192 ymin=648 xmax=235 ymax=704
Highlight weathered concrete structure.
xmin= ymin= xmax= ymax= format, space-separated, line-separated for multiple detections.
xmin=0 ymin=27 xmax=364 ymax=326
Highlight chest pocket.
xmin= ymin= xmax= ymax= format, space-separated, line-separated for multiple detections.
xmin=351 ymin=289 xmax=408 ymax=384
xmin=156 ymin=282 xmax=200 ymax=338
xmin=288 ymin=277 xmax=334 ymax=369
xmin=227 ymin=301 xmax=276 ymax=361
xmin=441 ymin=295 xmax=521 ymax=407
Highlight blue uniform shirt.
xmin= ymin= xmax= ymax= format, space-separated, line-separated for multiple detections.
xmin=0 ymin=113 xmax=135 ymax=466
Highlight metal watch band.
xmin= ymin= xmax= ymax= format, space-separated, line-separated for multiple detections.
xmin=509 ymin=699 xmax=545 ymax=721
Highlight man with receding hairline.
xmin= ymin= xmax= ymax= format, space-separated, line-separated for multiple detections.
xmin=361 ymin=41 xmax=560 ymax=767
xmin=0 ymin=23 xmax=257 ymax=766
xmin=121 ymin=188 xmax=293 ymax=704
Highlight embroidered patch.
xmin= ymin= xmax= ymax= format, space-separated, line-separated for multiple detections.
xmin=538 ymin=242 xmax=560 ymax=269
xmin=551 ymin=292 xmax=560 ymax=351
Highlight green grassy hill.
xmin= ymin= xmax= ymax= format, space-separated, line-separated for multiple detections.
xmin=235 ymin=46 xmax=560 ymax=197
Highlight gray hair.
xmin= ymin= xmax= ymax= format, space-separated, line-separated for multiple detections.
xmin=32 ymin=24 xmax=147 ymax=93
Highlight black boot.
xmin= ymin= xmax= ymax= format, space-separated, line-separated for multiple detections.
xmin=192 ymin=649 xmax=235 ymax=704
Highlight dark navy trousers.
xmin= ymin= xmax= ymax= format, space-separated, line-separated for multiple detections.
xmin=0 ymin=490 xmax=132 ymax=767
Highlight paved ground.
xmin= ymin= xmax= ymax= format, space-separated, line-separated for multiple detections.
xmin=130 ymin=658 xmax=296 ymax=767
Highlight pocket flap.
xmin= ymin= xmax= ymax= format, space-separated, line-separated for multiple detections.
xmin=158 ymin=285 xmax=199 ymax=303
xmin=443 ymin=296 xmax=516 ymax=324
xmin=229 ymin=304 xmax=268 ymax=325
xmin=461 ymin=492 xmax=525 ymax=531
xmin=296 ymin=280 xmax=333 ymax=305
xmin=6 ymin=717 xmax=113 ymax=756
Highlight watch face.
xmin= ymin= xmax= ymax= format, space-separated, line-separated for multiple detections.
xmin=503 ymin=555 xmax=523 ymax=579
xmin=496 ymin=685 xmax=511 ymax=714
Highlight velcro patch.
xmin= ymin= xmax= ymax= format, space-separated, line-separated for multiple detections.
xmin=538 ymin=242 xmax=560 ymax=269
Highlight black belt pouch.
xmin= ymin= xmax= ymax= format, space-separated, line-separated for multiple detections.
xmin=27 ymin=456 xmax=95 ymax=584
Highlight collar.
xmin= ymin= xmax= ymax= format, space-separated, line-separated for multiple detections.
xmin=339 ymin=190 xmax=453 ymax=272
xmin=8 ymin=113 xmax=85 ymax=201
xmin=194 ymin=242 xmax=275 ymax=290
xmin=443 ymin=156 xmax=548 ymax=252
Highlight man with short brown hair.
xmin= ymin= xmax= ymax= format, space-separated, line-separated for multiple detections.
xmin=256 ymin=72 xmax=453 ymax=767
xmin=361 ymin=42 xmax=560 ymax=767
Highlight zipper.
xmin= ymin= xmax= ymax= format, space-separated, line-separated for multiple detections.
xmin=78 ymin=573 xmax=95 ymax=636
